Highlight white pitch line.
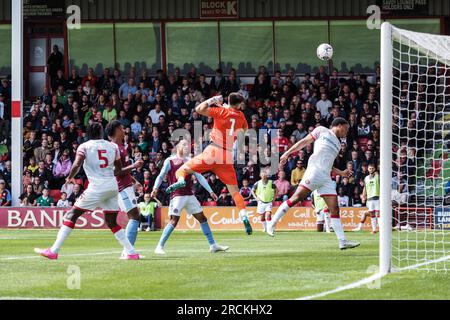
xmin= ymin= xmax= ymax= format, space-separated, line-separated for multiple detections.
xmin=296 ymin=273 xmax=384 ymax=300
xmin=0 ymin=297 xmax=78 ymax=300
xmin=0 ymin=248 xmax=304 ymax=261
xmin=297 ymin=255 xmax=450 ymax=300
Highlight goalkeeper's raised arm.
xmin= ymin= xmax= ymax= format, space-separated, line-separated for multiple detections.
xmin=195 ymin=95 xmax=225 ymax=117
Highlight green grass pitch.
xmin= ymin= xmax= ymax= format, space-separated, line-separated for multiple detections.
xmin=0 ymin=229 xmax=448 ymax=300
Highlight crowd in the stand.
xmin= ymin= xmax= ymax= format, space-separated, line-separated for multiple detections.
xmin=0 ymin=59 xmax=389 ymax=208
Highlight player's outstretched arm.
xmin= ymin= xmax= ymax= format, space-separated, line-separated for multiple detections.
xmin=279 ymin=134 xmax=315 ymax=165
xmin=194 ymin=172 xmax=217 ymax=201
xmin=195 ymin=95 xmax=224 ymax=117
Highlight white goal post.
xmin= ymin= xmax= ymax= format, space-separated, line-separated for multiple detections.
xmin=380 ymin=22 xmax=450 ymax=274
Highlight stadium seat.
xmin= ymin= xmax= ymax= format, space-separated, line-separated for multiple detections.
xmin=426 ymin=160 xmax=443 ymax=179
xmin=202 ymin=201 xmax=217 ymax=206
xmin=272 ymin=201 xmax=283 ymax=206
xmin=49 ymin=190 xmax=61 ymax=201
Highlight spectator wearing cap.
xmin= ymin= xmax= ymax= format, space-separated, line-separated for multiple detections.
xmin=0 ymin=179 xmax=11 ymax=206
xmin=217 ymin=187 xmax=233 ymax=206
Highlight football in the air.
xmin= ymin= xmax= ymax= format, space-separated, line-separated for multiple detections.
xmin=317 ymin=43 xmax=334 ymax=61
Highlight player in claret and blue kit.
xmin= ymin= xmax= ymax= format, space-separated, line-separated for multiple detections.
xmin=152 ymin=140 xmax=229 ymax=255
xmin=106 ymin=120 xmax=145 ymax=255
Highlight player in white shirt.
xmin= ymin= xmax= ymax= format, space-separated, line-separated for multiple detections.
xmin=267 ymin=118 xmax=360 ymax=250
xmin=35 ymin=123 xmax=144 ymax=260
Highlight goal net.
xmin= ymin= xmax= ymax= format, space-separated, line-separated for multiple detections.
xmin=380 ymin=23 xmax=450 ymax=273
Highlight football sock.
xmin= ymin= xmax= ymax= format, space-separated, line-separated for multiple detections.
xmin=330 ymin=215 xmax=346 ymax=242
xmin=271 ymin=200 xmax=294 ymax=226
xmin=262 ymin=221 xmax=267 ymax=231
xmin=232 ymin=192 xmax=246 ymax=211
xmin=200 ymin=221 xmax=216 ymax=246
xmin=50 ymin=221 xmax=74 ymax=253
xmin=158 ymin=223 xmax=175 ymax=248
xmin=357 ymin=222 xmax=364 ymax=230
xmin=126 ymin=218 xmax=140 ymax=246
xmin=112 ymin=227 xmax=135 ymax=255
xmin=324 ymin=215 xmax=331 ymax=232
xmin=371 ymin=213 xmax=378 ymax=232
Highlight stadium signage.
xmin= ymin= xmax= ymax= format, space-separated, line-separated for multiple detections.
xmin=0 ymin=208 xmax=129 ymax=229
xmin=200 ymin=0 xmax=239 ymax=19
xmin=161 ymin=207 xmax=371 ymax=231
xmin=23 ymin=0 xmax=65 ymax=20
xmin=434 ymin=208 xmax=450 ymax=230
xmin=377 ymin=0 xmax=429 ymax=15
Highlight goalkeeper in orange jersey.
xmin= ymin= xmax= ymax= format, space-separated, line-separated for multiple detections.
xmin=166 ymin=92 xmax=253 ymax=235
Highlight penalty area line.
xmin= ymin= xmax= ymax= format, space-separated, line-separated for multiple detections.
xmin=296 ymin=255 xmax=450 ymax=300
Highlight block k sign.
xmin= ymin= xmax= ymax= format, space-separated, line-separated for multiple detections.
xmin=200 ymin=0 xmax=238 ymax=19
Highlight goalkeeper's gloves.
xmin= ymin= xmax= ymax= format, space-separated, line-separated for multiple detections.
xmin=206 ymin=95 xmax=223 ymax=107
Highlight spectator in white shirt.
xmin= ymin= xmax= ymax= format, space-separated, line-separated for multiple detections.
xmin=316 ymin=93 xmax=332 ymax=119
xmin=57 ymin=192 xmax=70 ymax=207
xmin=0 ymin=94 xmax=5 ymax=119
xmin=237 ymin=83 xmax=249 ymax=101
xmin=149 ymin=104 xmax=165 ymax=124
xmin=337 ymin=187 xmax=349 ymax=207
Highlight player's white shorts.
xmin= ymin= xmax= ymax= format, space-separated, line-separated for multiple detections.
xmin=257 ymin=201 xmax=273 ymax=214
xmin=367 ymin=199 xmax=380 ymax=212
xmin=118 ymin=186 xmax=138 ymax=213
xmin=300 ymin=170 xmax=337 ymax=196
xmin=74 ymin=185 xmax=119 ymax=212
xmin=168 ymin=195 xmax=203 ymax=216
